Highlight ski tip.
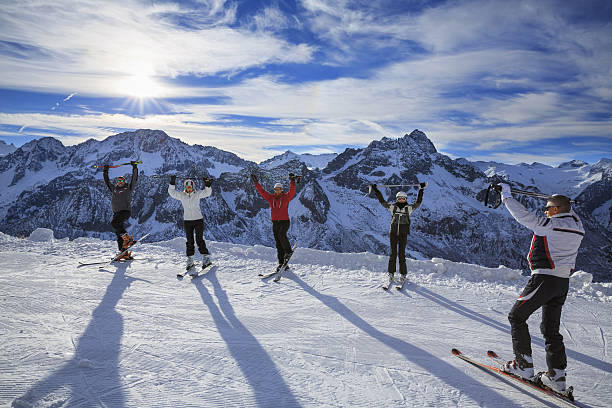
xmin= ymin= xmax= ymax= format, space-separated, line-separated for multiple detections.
xmin=487 ymin=350 xmax=498 ymax=358
xmin=451 ymin=348 xmax=461 ymax=355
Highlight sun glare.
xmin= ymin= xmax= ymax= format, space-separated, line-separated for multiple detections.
xmin=118 ymin=73 xmax=162 ymax=99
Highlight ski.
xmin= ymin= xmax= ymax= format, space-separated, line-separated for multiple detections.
xmin=76 ymin=233 xmax=149 ymax=268
xmin=486 ymin=350 xmax=575 ymax=403
xmin=177 ymin=262 xmax=214 ymax=279
xmin=258 ymin=242 xmax=298 ymax=281
xmin=108 ymin=233 xmax=150 ymax=264
xmin=273 ymin=242 xmax=299 ymax=282
xmin=451 ymin=348 xmax=576 ymax=407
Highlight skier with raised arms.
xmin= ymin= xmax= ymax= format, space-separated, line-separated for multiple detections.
xmin=371 ymin=182 xmax=426 ymax=289
xmin=498 ymin=183 xmax=584 ymax=393
xmin=168 ymin=176 xmax=214 ymax=275
xmin=103 ymin=161 xmax=139 ymax=259
xmin=251 ymin=173 xmax=297 ymax=273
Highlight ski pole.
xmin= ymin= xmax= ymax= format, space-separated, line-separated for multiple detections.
xmin=365 ymin=184 xmax=422 ymax=197
xmin=485 ymin=183 xmax=578 ymax=209
xmin=92 ymin=161 xmax=142 ymax=169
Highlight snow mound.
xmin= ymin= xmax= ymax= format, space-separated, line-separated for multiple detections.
xmin=571 ymin=271 xmax=612 ymax=302
xmin=27 ymin=228 xmax=55 ymax=242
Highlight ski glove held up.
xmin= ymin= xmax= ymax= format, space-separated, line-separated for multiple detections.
xmin=499 ymin=183 xmax=512 ymax=201
xmin=170 ymin=175 xmax=176 ymax=185
xmin=420 ymin=182 xmax=427 ymax=189
xmin=204 ymin=177 xmax=213 ymax=187
xmin=250 ymin=173 xmax=258 ymax=183
xmin=289 ymin=173 xmax=296 ymax=181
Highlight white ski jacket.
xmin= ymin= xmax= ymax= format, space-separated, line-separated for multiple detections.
xmin=503 ymin=197 xmax=585 ymax=278
xmin=168 ymin=185 xmax=212 ymax=221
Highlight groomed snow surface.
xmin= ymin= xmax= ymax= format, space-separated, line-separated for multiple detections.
xmin=1 ymin=229 xmax=611 ymax=407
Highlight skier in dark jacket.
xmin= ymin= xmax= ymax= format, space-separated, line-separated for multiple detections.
xmin=251 ymin=173 xmax=297 ymax=271
xmin=498 ymin=183 xmax=584 ymax=393
xmin=371 ymin=183 xmax=426 ymax=286
xmin=103 ymin=161 xmax=138 ymax=259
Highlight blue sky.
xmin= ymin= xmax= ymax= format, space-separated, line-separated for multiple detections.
xmin=0 ymin=0 xmax=611 ymax=164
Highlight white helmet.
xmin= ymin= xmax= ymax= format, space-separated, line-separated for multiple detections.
xmin=274 ymin=182 xmax=283 ymax=189
xmin=396 ymin=191 xmax=408 ymax=199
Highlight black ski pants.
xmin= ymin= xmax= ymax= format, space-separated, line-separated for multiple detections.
xmin=111 ymin=210 xmax=131 ymax=250
xmin=508 ymin=273 xmax=569 ymax=370
xmin=388 ymin=231 xmax=408 ymax=275
xmin=184 ymin=219 xmax=209 ymax=257
xmin=272 ymin=220 xmax=292 ymax=265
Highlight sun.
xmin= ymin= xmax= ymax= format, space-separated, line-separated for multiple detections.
xmin=118 ymin=73 xmax=162 ymax=99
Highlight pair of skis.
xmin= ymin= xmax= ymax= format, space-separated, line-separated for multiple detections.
xmin=177 ymin=262 xmax=213 ymax=279
xmin=452 ymin=348 xmax=576 ymax=406
xmin=77 ymin=233 xmax=150 ymax=267
xmin=259 ymin=243 xmax=298 ymax=282
xmin=382 ymin=274 xmax=407 ymax=291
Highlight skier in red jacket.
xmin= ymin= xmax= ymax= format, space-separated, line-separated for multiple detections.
xmin=251 ymin=173 xmax=297 ymax=271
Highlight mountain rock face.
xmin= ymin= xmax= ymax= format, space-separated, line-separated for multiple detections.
xmin=1 ymin=129 xmax=610 ymax=281
xmin=0 ymin=139 xmax=17 ymax=157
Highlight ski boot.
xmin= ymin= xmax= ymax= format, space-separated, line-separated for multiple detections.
xmin=201 ymin=255 xmax=212 ymax=270
xmin=537 ymin=368 xmax=566 ymax=392
xmin=186 ymin=256 xmax=197 ymax=275
xmin=501 ymin=354 xmax=534 ymax=379
xmin=116 ymin=251 xmax=133 ymax=261
xmin=121 ymin=233 xmax=134 ymax=249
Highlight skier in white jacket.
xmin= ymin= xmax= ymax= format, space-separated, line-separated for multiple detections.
xmin=498 ymin=183 xmax=584 ymax=394
xmin=168 ymin=176 xmax=213 ymax=274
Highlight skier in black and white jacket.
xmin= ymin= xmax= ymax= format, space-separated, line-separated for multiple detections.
xmin=371 ymin=183 xmax=426 ymax=285
xmin=168 ymin=176 xmax=213 ymax=274
xmin=498 ymin=183 xmax=584 ymax=393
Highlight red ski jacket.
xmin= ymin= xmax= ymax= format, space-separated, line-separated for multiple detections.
xmin=255 ymin=180 xmax=296 ymax=221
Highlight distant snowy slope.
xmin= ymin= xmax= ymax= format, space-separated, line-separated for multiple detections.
xmin=1 ymin=230 xmax=611 ymax=407
xmin=260 ymin=150 xmax=338 ymax=170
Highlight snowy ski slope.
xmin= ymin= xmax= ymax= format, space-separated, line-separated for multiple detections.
xmin=1 ymin=229 xmax=611 ymax=407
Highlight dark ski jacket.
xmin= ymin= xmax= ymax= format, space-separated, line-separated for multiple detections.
xmin=104 ymin=165 xmax=138 ymax=213
xmin=255 ymin=180 xmax=296 ymax=221
xmin=374 ymin=187 xmax=424 ymax=235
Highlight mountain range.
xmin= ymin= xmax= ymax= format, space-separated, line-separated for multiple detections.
xmin=0 ymin=129 xmax=610 ymax=281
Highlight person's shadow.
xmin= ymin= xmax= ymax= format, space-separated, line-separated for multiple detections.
xmin=193 ymin=268 xmax=301 ymax=407
xmin=285 ymin=274 xmax=536 ymax=407
xmin=405 ymin=282 xmax=612 ymax=374
xmin=13 ymin=264 xmax=148 ymax=408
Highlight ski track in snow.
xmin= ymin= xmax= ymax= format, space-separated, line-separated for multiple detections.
xmin=1 ymin=231 xmax=611 ymax=407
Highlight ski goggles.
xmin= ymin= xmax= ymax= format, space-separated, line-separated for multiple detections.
xmin=115 ymin=177 xmax=126 ymax=185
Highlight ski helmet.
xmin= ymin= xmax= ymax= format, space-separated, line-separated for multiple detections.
xmin=274 ymin=182 xmax=283 ymax=189
xmin=115 ymin=176 xmax=126 ymax=185
xmin=396 ymin=191 xmax=408 ymax=200
xmin=184 ymin=179 xmax=195 ymax=191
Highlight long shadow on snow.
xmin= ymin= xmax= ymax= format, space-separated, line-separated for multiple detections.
xmin=405 ymin=283 xmax=612 ymax=374
xmin=193 ymin=269 xmax=301 ymax=407
xmin=287 ymin=274 xmax=520 ymax=407
xmin=13 ymin=263 xmax=145 ymax=408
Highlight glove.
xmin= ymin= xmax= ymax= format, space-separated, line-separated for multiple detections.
xmin=499 ymin=183 xmax=512 ymax=200
xmin=130 ymin=160 xmax=138 ymax=166
xmin=170 ymin=175 xmax=176 ymax=185
xmin=289 ymin=173 xmax=296 ymax=181
xmin=204 ymin=177 xmax=213 ymax=187
xmin=420 ymin=182 xmax=427 ymax=189
xmin=103 ymin=164 xmax=109 ymax=172
xmin=370 ymin=184 xmax=378 ymax=190
xmin=250 ymin=173 xmax=258 ymax=183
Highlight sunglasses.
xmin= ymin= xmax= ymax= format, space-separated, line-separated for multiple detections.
xmin=116 ymin=178 xmax=125 ymax=184
xmin=397 ymin=197 xmax=407 ymax=200
xmin=544 ymin=205 xmax=558 ymax=211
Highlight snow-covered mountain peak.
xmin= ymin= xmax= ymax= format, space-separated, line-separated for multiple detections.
xmin=0 ymin=140 xmax=16 ymax=157
xmin=260 ymin=150 xmax=338 ymax=170
xmin=558 ymin=160 xmax=589 ymax=169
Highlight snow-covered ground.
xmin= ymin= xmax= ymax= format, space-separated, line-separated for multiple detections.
xmin=1 ymin=229 xmax=611 ymax=407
